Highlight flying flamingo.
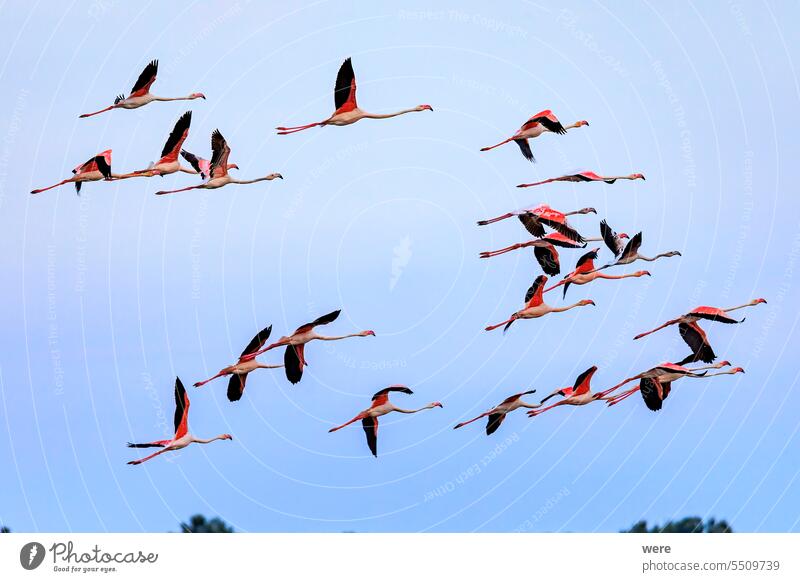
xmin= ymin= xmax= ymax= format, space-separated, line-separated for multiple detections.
xmin=193 ymin=325 xmax=283 ymax=401
xmin=478 ymin=204 xmax=596 ymax=243
xmin=544 ymin=248 xmax=651 ymax=297
xmin=275 ymin=58 xmax=432 ymax=135
xmin=328 ymin=386 xmax=442 ymax=457
xmin=79 ymin=60 xmax=205 ymax=118
xmin=598 ymin=362 xmax=743 ymax=411
xmin=485 ymin=275 xmax=595 ymax=332
xmin=479 ymin=232 xmax=587 ymax=264
xmin=591 ymin=231 xmax=681 ymax=271
xmin=246 ymin=310 xmax=375 ymax=384
xmin=126 ymin=377 xmax=232 ymax=465
xmin=632 ymin=298 xmax=767 ymax=340
xmin=480 ymin=110 xmax=588 ymax=162
xmin=453 ymin=390 xmax=539 ymax=435
xmin=527 ymin=366 xmax=610 ymax=417
xmin=517 ymin=170 xmax=645 ymax=188
xmin=155 ymin=130 xmax=282 ymax=195
xmin=116 ymin=111 xmax=200 ymax=178
xmin=30 ymin=150 xmax=135 ymax=194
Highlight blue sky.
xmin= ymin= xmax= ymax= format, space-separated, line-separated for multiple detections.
xmin=1 ymin=0 xmax=799 ymax=532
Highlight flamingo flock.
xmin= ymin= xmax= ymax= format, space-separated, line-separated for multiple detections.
xmin=29 ymin=56 xmax=766 ymax=463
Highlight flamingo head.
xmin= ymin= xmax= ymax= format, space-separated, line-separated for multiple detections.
xmin=221 ymin=434 xmax=233 ymax=440
xmin=429 ymin=402 xmax=443 ymax=408
xmin=360 ymin=330 xmax=376 ymax=337
xmin=618 ymin=232 xmax=630 ymax=239
xmin=266 ymin=173 xmax=283 ymax=180
xmin=579 ymin=207 xmax=597 ymax=215
xmin=579 ymin=299 xmax=596 ymax=307
xmin=731 ymin=367 xmax=745 ymax=374
xmin=190 ymin=93 xmax=206 ymax=100
xmin=753 ymin=298 xmax=767 ymax=305
xmin=718 ymin=360 xmax=732 ymax=367
xmin=636 ymin=271 xmax=652 ymax=277
xmin=417 ymin=104 xmax=434 ymax=112
xmin=577 ymin=120 xmax=589 ymax=127
xmin=632 ymin=173 xmax=646 ymax=180
xmin=666 ymin=251 xmax=682 ymax=257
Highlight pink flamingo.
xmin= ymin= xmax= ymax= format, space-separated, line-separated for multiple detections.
xmin=633 ymin=299 xmax=767 ymax=340
xmin=453 ymin=390 xmax=539 ymax=435
xmin=598 ymin=362 xmax=743 ymax=411
xmin=80 ymin=60 xmax=205 ymax=118
xmin=517 ymin=170 xmax=644 ymax=188
xmin=127 ymin=378 xmax=232 ymax=465
xmin=328 ymin=386 xmax=442 ymax=457
xmin=480 ymin=110 xmax=588 ymax=162
xmin=193 ymin=325 xmax=283 ymax=402
xmin=544 ymin=248 xmax=651 ymax=298
xmin=478 ymin=204 xmax=596 ymax=243
xmin=276 ymin=58 xmax=432 ymax=135
xmin=485 ymin=275 xmax=595 ymax=332
xmin=528 ymin=366 xmax=610 ymax=417
xmin=30 ymin=150 xmax=134 ymax=194
xmin=246 ymin=310 xmax=375 ymax=384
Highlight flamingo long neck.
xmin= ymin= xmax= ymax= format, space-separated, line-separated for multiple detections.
xmin=551 ymin=301 xmax=586 ymax=313
xmin=393 ymin=405 xmax=435 ymax=414
xmin=151 ymin=94 xmax=198 ymax=102
xmin=518 ymin=400 xmax=540 ymax=409
xmin=192 ymin=434 xmax=228 ymax=444
xmin=315 ymin=333 xmax=362 ymax=341
xmin=595 ymin=272 xmax=642 ymax=280
xmin=363 ymin=108 xmax=419 ymax=120
xmin=229 ymin=176 xmax=271 ymax=185
xmin=699 ymin=370 xmax=741 ymax=378
xmin=563 ymin=121 xmax=585 ymax=130
xmin=723 ymin=302 xmax=757 ymax=313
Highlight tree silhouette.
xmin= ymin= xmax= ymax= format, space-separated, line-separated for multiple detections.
xmin=179 ymin=514 xmax=233 ymax=533
xmin=0 ymin=526 xmax=10 ymax=533
xmin=623 ymin=517 xmax=732 ymax=533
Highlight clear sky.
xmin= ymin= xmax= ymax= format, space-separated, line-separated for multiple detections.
xmin=1 ymin=0 xmax=799 ymax=533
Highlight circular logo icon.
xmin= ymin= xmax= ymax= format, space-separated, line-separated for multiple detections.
xmin=19 ymin=542 xmax=46 ymax=570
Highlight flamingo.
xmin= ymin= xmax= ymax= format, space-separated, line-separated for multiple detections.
xmin=275 ymin=58 xmax=432 ymax=135
xmin=477 ymin=204 xmax=596 ymax=243
xmin=544 ymin=248 xmax=651 ymax=297
xmin=632 ymin=298 xmax=767 ymax=340
xmin=453 ymin=390 xmax=539 ymax=435
xmin=598 ymin=362 xmax=743 ymax=411
xmin=480 ymin=110 xmax=588 ymax=162
xmin=79 ymin=60 xmax=205 ymax=118
xmin=246 ymin=310 xmax=375 ymax=384
xmin=591 ymin=232 xmax=681 ymax=271
xmin=479 ymin=232 xmax=588 ymax=264
xmin=517 ymin=170 xmax=645 ymax=188
xmin=193 ymin=325 xmax=283 ymax=401
xmin=30 ymin=149 xmax=135 ymax=194
xmin=328 ymin=386 xmax=442 ymax=457
xmin=126 ymin=377 xmax=232 ymax=465
xmin=485 ymin=275 xmax=595 ymax=332
xmin=527 ymin=366 xmax=610 ymax=417
xmin=116 ymin=111 xmax=200 ymax=178
xmin=154 ymin=130 xmax=282 ymax=195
